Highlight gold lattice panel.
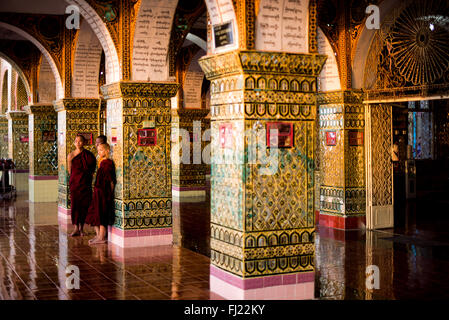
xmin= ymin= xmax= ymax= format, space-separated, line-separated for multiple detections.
xmin=7 ymin=112 xmax=29 ymax=170
xmin=370 ymin=105 xmax=393 ymax=206
xmin=246 ymin=120 xmax=314 ymax=231
xmin=0 ymin=116 xmax=8 ymax=158
xmin=26 ymin=105 xmax=57 ymax=176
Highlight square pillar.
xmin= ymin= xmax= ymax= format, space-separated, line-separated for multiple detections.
xmin=0 ymin=115 xmax=7 ymax=158
xmin=6 ymin=110 xmax=29 ymax=192
xmin=171 ymin=108 xmax=210 ymax=202
xmin=317 ymin=91 xmax=366 ymax=229
xmin=199 ymin=50 xmax=326 ymax=298
xmin=101 ymin=81 xmax=179 ymax=248
xmin=24 ymin=104 xmax=58 ymax=202
xmin=54 ymin=99 xmax=103 ymax=223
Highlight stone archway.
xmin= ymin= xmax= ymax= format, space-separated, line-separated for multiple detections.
xmin=72 ymin=20 xmax=102 ymax=98
xmin=0 ymin=22 xmax=62 ymax=100
xmin=66 ymin=0 xmax=121 ymax=84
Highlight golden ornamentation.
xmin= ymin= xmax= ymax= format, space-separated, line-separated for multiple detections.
xmin=318 ymin=90 xmax=365 ymax=216
xmin=171 ymin=108 xmax=210 ymax=189
xmin=101 ymin=81 xmax=179 ymax=230
xmin=200 ymin=50 xmax=325 ymax=278
xmin=25 ymin=104 xmax=57 ymax=176
xmin=369 ymin=105 xmax=393 ymax=207
xmin=6 ymin=111 xmax=29 ymax=170
xmin=0 ymin=115 xmax=8 ymax=158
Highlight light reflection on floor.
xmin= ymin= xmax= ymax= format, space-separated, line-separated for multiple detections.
xmin=0 ymin=192 xmax=448 ymax=300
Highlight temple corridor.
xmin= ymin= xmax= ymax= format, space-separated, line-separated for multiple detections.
xmin=1 ymin=191 xmax=448 ymax=300
xmin=1 ymin=0 xmax=449 ymax=301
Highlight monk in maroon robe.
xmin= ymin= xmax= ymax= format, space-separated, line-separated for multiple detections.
xmin=68 ymin=134 xmax=97 ymax=236
xmin=86 ymin=143 xmax=116 ymax=244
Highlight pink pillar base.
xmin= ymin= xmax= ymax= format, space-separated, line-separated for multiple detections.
xmin=58 ymin=206 xmax=71 ymax=232
xmin=209 ymin=265 xmax=315 ymax=300
xmin=108 ymin=226 xmax=173 ymax=248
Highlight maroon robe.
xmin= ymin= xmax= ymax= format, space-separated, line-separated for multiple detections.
xmin=86 ymin=159 xmax=116 ymax=227
xmin=69 ymin=149 xmax=96 ymax=225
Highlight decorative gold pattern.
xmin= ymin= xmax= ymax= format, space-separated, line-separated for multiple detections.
xmin=101 ymin=81 xmax=179 ymax=230
xmin=318 ymin=90 xmax=365 ymax=217
xmin=6 ymin=111 xmax=29 ymax=170
xmin=25 ymin=104 xmax=57 ymax=176
xmin=171 ymin=108 xmax=210 ymax=189
xmin=200 ymin=50 xmax=325 ymax=278
xmin=0 ymin=115 xmax=8 ymax=158
xmin=369 ymin=105 xmax=393 ymax=207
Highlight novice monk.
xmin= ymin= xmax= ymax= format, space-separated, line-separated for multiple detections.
xmin=68 ymin=134 xmax=97 ymax=237
xmin=86 ymin=143 xmax=116 ymax=245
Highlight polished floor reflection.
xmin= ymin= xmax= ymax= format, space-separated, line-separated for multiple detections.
xmin=1 ymin=192 xmax=448 ymax=300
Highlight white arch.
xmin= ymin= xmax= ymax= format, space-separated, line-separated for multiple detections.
xmin=72 ymin=20 xmax=102 ymax=97
xmin=66 ymin=0 xmax=121 ymax=83
xmin=352 ymin=0 xmax=404 ymax=89
xmin=38 ymin=56 xmax=56 ymax=103
xmin=132 ymin=0 xmax=178 ymax=81
xmin=0 ymin=53 xmax=32 ymax=103
xmin=0 ymin=22 xmax=62 ymax=100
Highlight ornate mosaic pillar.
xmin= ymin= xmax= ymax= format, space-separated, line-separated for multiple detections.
xmin=6 ymin=110 xmax=29 ymax=192
xmin=101 ymin=82 xmax=179 ymax=248
xmin=199 ymin=50 xmax=326 ymax=296
xmin=24 ymin=104 xmax=58 ymax=202
xmin=171 ymin=108 xmax=210 ymax=202
xmin=0 ymin=115 xmax=8 ymax=158
xmin=317 ymin=90 xmax=366 ymax=229
xmin=54 ymin=99 xmax=102 ymax=223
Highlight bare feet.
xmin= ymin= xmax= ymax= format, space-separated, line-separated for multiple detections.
xmin=88 ymin=237 xmax=98 ymax=245
xmin=89 ymin=238 xmax=107 ymax=245
xmin=79 ymin=231 xmax=86 ymax=237
xmin=70 ymin=230 xmax=80 ymax=237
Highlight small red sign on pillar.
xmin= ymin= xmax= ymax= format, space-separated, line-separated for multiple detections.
xmin=326 ymin=131 xmax=337 ymax=146
xmin=138 ymin=129 xmax=157 ymax=146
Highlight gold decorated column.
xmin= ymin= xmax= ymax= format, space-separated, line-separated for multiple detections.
xmin=171 ymin=108 xmax=210 ymax=202
xmin=0 ymin=115 xmax=7 ymax=158
xmin=101 ymin=81 xmax=179 ymax=248
xmin=199 ymin=50 xmax=326 ymax=293
xmin=6 ymin=110 xmax=29 ymax=192
xmin=24 ymin=104 xmax=58 ymax=202
xmin=317 ymin=90 xmax=366 ymax=229
xmin=54 ymin=99 xmax=103 ymax=223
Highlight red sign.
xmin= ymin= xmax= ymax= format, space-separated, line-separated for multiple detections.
xmin=219 ymin=124 xmax=232 ymax=148
xmin=326 ymin=131 xmax=337 ymax=146
xmin=266 ymin=122 xmax=294 ymax=148
xmin=348 ymin=130 xmax=363 ymax=146
xmin=138 ymin=129 xmax=157 ymax=146
xmin=42 ymin=131 xmax=56 ymax=142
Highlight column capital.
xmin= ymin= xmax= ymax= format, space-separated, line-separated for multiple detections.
xmin=24 ymin=103 xmax=55 ymax=115
xmin=317 ymin=90 xmax=364 ymax=105
xmin=171 ymin=108 xmax=210 ymax=119
xmin=100 ymin=81 xmax=180 ymax=100
xmin=199 ymin=50 xmax=327 ymax=80
xmin=6 ymin=110 xmax=27 ymax=120
xmin=53 ymin=98 xmax=104 ymax=112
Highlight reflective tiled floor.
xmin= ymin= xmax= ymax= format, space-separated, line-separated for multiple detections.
xmin=1 ymin=192 xmax=449 ymax=300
